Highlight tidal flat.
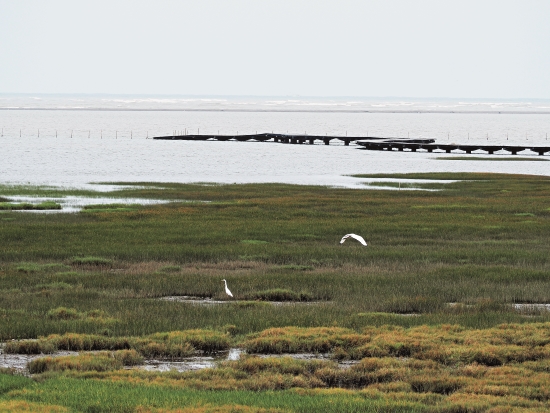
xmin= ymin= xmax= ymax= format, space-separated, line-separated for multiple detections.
xmin=1 ymin=173 xmax=550 ymax=412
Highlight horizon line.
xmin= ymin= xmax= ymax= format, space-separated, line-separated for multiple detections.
xmin=1 ymin=93 xmax=550 ymax=101
xmin=1 ymin=108 xmax=549 ymax=115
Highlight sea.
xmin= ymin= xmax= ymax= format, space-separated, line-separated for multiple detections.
xmin=1 ymin=94 xmax=550 ymax=189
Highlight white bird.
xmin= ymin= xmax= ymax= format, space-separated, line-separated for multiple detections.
xmin=222 ymin=279 xmax=233 ymax=297
xmin=340 ymin=233 xmax=368 ymax=246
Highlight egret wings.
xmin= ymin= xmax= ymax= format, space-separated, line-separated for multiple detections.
xmin=340 ymin=233 xmax=367 ymax=246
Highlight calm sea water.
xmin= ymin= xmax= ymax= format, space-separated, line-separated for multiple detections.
xmin=1 ymin=95 xmax=549 ymax=189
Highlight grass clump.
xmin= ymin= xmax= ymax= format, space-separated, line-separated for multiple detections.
xmin=0 ymin=400 xmax=68 ymax=413
xmin=46 ymin=308 xmax=80 ymax=320
xmin=0 ymin=202 xmax=61 ymax=210
xmin=380 ymin=295 xmax=443 ymax=314
xmin=146 ymin=330 xmax=231 ymax=353
xmin=216 ymin=356 xmax=418 ymax=390
xmin=112 ymin=349 xmax=144 ymax=366
xmin=231 ymin=301 xmax=271 ymax=309
xmin=27 ymin=350 xmax=143 ymax=374
xmin=45 ymin=307 xmax=110 ymax=321
xmin=53 ymin=271 xmax=80 ymax=277
xmin=16 ymin=262 xmax=69 ymax=274
xmin=4 ymin=334 xmax=128 ymax=355
xmin=70 ymin=256 xmax=113 ymax=267
xmin=3 ymin=340 xmax=56 ymax=355
xmin=244 ymin=289 xmax=314 ymax=302
xmin=244 ymin=327 xmax=368 ymax=354
xmin=16 ymin=263 xmax=43 ymax=274
xmin=275 ymin=264 xmax=314 ymax=271
xmin=5 ymin=330 xmax=230 ymax=357
xmin=35 ymin=282 xmax=72 ymax=291
xmin=158 ymin=265 xmax=181 ymax=273
xmin=242 ymin=323 xmax=550 ymax=365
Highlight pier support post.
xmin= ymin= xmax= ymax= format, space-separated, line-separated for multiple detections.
xmin=446 ymin=149 xmax=451 ymax=153
xmin=344 ymin=140 xmax=350 ymax=146
xmin=324 ymin=139 xmax=329 ymax=145
xmin=309 ymin=139 xmax=314 ymax=145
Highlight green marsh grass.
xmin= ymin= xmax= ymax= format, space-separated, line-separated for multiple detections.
xmin=0 ymin=375 xmax=429 ymax=413
xmin=81 ymin=204 xmax=140 ymax=213
xmin=0 ymin=201 xmax=61 ymax=210
xmin=1 ymin=173 xmax=550 ymax=412
xmin=243 ymin=289 xmax=314 ymax=302
xmin=71 ymin=256 xmax=114 ymax=267
xmin=158 ymin=265 xmax=182 ymax=273
xmin=1 ymin=261 xmax=550 ymax=339
xmin=0 ymin=184 xmax=103 ymax=198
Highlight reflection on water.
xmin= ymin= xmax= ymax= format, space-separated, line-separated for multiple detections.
xmin=138 ymin=357 xmax=216 ymax=373
xmin=227 ymin=348 xmax=241 ymax=361
xmin=5 ymin=195 xmax=173 ymax=213
xmin=159 ymin=296 xmax=228 ymax=305
xmin=134 ymin=348 xmax=244 ymax=373
xmin=0 ymin=350 xmax=79 ymax=374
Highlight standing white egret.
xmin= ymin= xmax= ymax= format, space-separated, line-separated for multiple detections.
xmin=222 ymin=279 xmax=233 ymax=297
xmin=340 ymin=234 xmax=368 ymax=246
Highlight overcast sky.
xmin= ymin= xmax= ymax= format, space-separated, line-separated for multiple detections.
xmin=1 ymin=0 xmax=549 ymax=98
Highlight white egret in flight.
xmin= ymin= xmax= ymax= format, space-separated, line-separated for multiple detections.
xmin=222 ymin=279 xmax=233 ymax=297
xmin=340 ymin=234 xmax=368 ymax=246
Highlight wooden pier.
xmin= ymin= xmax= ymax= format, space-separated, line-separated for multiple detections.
xmin=154 ymin=133 xmax=364 ymax=145
xmin=355 ymin=140 xmax=550 ymax=156
xmin=153 ymin=133 xmax=550 ymax=155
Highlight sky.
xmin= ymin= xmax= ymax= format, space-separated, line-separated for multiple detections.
xmin=1 ymin=0 xmax=549 ymax=98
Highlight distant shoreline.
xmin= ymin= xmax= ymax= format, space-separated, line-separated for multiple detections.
xmin=1 ymin=107 xmax=550 ymax=115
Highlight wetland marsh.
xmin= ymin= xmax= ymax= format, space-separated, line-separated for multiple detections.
xmin=1 ymin=173 xmax=550 ymax=412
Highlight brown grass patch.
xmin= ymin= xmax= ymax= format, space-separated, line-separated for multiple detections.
xmin=0 ymin=400 xmax=68 ymax=412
